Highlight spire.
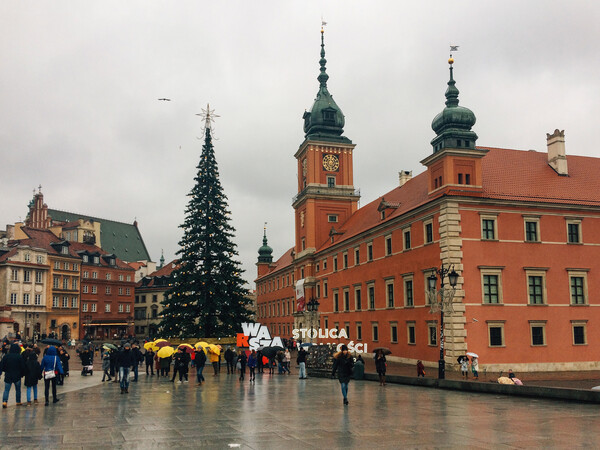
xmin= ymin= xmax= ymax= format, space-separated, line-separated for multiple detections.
xmin=302 ymin=26 xmax=350 ymax=144
xmin=317 ymin=27 xmax=329 ymax=88
xmin=159 ymin=250 xmax=165 ymax=268
xmin=430 ymin=54 xmax=477 ymax=153
xmin=257 ymin=223 xmax=273 ymax=263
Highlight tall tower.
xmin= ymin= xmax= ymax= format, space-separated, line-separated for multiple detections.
xmin=293 ymin=27 xmax=359 ymax=271
xmin=256 ymin=226 xmax=273 ymax=278
xmin=421 ymin=56 xmax=486 ymax=195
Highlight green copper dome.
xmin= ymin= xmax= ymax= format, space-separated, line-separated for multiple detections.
xmin=303 ymin=29 xmax=350 ymax=144
xmin=430 ymin=60 xmax=478 ymax=152
xmin=257 ymin=229 xmax=273 ymax=263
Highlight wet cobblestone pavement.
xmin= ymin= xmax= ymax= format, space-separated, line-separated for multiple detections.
xmin=2 ymin=366 xmax=600 ymax=449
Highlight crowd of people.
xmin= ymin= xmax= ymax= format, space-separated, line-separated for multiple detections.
xmin=0 ymin=340 xmax=69 ymax=407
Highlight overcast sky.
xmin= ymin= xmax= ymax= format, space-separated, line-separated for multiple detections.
xmin=1 ymin=2 xmax=599 ymax=287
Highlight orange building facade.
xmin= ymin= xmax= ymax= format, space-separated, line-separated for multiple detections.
xmin=255 ymin=31 xmax=600 ymax=373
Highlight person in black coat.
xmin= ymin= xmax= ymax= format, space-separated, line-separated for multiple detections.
xmin=24 ymin=351 xmax=42 ymax=405
xmin=193 ymin=348 xmax=207 ymax=385
xmin=375 ymin=349 xmax=387 ymax=386
xmin=144 ymin=349 xmax=155 ymax=376
xmin=237 ymin=350 xmax=247 ymax=381
xmin=131 ymin=343 xmax=142 ymax=382
xmin=171 ymin=349 xmax=186 ymax=383
xmin=116 ymin=344 xmax=134 ymax=394
xmin=57 ymin=347 xmax=70 ymax=385
xmin=224 ymin=347 xmax=235 ymax=374
xmin=331 ymin=345 xmax=355 ymax=406
xmin=0 ymin=343 xmax=26 ymax=407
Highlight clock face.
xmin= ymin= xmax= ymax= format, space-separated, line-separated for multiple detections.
xmin=322 ymin=154 xmax=339 ymax=172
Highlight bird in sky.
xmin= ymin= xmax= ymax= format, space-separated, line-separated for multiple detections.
xmin=158 ymin=98 xmax=171 ymax=101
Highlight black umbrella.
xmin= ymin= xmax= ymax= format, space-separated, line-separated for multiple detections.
xmin=373 ymin=347 xmax=392 ymax=355
xmin=260 ymin=346 xmax=284 ymax=358
xmin=457 ymin=355 xmax=468 ymax=364
xmin=41 ymin=338 xmax=62 ymax=346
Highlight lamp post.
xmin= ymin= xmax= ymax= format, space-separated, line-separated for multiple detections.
xmin=305 ymin=297 xmax=320 ymax=343
xmin=427 ymin=265 xmax=459 ymax=379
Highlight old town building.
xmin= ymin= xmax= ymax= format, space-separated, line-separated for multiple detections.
xmin=255 ymin=30 xmax=600 ymax=373
xmin=134 ymin=259 xmax=177 ymax=339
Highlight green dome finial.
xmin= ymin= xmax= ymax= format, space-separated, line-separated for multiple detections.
xmin=430 ymin=58 xmax=478 ymax=153
xmin=258 ymin=223 xmax=273 ymax=263
xmin=302 ymin=27 xmax=351 ymax=144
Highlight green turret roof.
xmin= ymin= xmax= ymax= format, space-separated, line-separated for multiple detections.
xmin=302 ymin=29 xmax=351 ymax=144
xmin=257 ymin=228 xmax=273 ymax=263
xmin=430 ymin=59 xmax=478 ymax=152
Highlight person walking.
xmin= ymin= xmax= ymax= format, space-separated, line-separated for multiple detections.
xmin=1 ymin=343 xmax=26 ymax=408
xmin=237 ymin=350 xmax=247 ymax=381
xmin=40 ymin=346 xmax=63 ymax=406
xmin=193 ymin=348 xmax=207 ymax=385
xmin=145 ymin=349 xmax=155 ymax=376
xmin=181 ymin=349 xmax=190 ymax=382
xmin=209 ymin=350 xmax=219 ymax=376
xmin=460 ymin=356 xmax=470 ymax=380
xmin=171 ymin=348 xmax=185 ymax=383
xmin=416 ymin=360 xmax=426 ymax=377
xmin=331 ymin=345 xmax=354 ymax=406
xmin=375 ymin=349 xmax=387 ymax=386
xmin=471 ymin=357 xmax=479 ymax=380
xmin=247 ymin=350 xmax=257 ymax=382
xmin=57 ymin=347 xmax=70 ymax=385
xmin=24 ymin=351 xmax=42 ymax=406
xmin=101 ymin=350 xmax=112 ymax=382
xmin=297 ymin=347 xmax=308 ymax=379
xmin=284 ymin=349 xmax=292 ymax=374
xmin=109 ymin=348 xmax=118 ymax=382
xmin=117 ymin=343 xmax=134 ymax=394
xmin=131 ymin=343 xmax=142 ymax=382
xmin=225 ymin=347 xmax=235 ymax=374
xmin=257 ymin=350 xmax=264 ymax=373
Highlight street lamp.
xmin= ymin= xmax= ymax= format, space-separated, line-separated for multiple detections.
xmin=305 ymin=297 xmax=320 ymax=343
xmin=427 ymin=265 xmax=459 ymax=379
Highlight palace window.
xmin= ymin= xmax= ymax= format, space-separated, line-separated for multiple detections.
xmin=390 ymin=323 xmax=398 ymax=343
xmin=367 ymin=243 xmax=373 ymax=262
xmin=372 ymin=323 xmax=379 ymax=342
xmin=35 ymin=271 xmax=43 ymax=283
xmin=527 ymin=271 xmax=547 ymax=305
xmin=569 ymin=272 xmax=588 ymax=305
xmin=343 ymin=252 xmax=348 ymax=269
xmin=424 ymin=220 xmax=433 ymax=244
xmin=488 ymin=322 xmax=505 ymax=347
xmin=24 ymin=270 xmax=31 ymax=283
xmin=481 ymin=217 xmax=497 ymax=240
xmin=343 ymin=289 xmax=350 ymax=311
xmin=566 ymin=219 xmax=581 ymax=244
xmin=428 ymin=323 xmax=437 ymax=346
xmin=327 ymin=176 xmax=336 ymax=188
xmin=354 ymin=247 xmax=360 ymax=265
xmin=386 ymin=281 xmax=394 ymax=308
xmin=355 ymin=287 xmax=362 ymax=311
xmin=530 ymin=321 xmax=546 ymax=346
xmin=403 ymin=229 xmax=411 ymax=250
xmin=385 ymin=235 xmax=392 ymax=256
xmin=368 ymin=284 xmax=375 ymax=309
xmin=356 ymin=323 xmax=362 ymax=340
xmin=91 ymin=303 xmax=97 ymax=312
xmin=11 ymin=269 xmax=18 ymax=281
xmin=404 ymin=276 xmax=414 ymax=307
xmin=23 ymin=294 xmax=30 ymax=305
xmin=407 ymin=322 xmax=416 ymax=345
xmin=333 ymin=291 xmax=339 ymax=312
xmin=572 ymin=321 xmax=587 ymax=345
xmin=34 ymin=294 xmax=41 ymax=305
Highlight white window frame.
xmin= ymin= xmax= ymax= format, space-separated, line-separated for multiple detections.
xmin=403 ymin=275 xmax=414 ymax=307
xmin=488 ymin=321 xmax=505 ymax=347
xmin=423 ymin=219 xmax=434 ymax=244
xmin=480 ymin=267 xmax=503 ymax=304
xmin=566 ymin=218 xmax=582 ymax=244
xmin=523 ymin=216 xmax=541 ymax=243
xmin=525 ymin=269 xmax=547 ymax=305
xmin=529 ymin=321 xmax=547 ymax=347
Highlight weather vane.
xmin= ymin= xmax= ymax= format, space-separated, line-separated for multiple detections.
xmin=321 ymin=17 xmax=327 ymax=31
xmin=196 ymin=103 xmax=220 ymax=132
xmin=449 ymin=45 xmax=459 ymax=61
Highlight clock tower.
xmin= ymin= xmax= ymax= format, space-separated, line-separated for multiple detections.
xmin=293 ymin=27 xmax=359 ymax=282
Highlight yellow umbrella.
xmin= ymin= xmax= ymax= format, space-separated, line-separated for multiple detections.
xmin=207 ymin=344 xmax=221 ymax=355
xmin=143 ymin=341 xmax=155 ymax=350
xmin=196 ymin=341 xmax=209 ymax=348
xmin=154 ymin=338 xmax=167 ymax=343
xmin=157 ymin=346 xmax=175 ymax=358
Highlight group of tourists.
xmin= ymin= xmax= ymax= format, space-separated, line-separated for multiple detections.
xmin=0 ymin=340 xmax=68 ymax=407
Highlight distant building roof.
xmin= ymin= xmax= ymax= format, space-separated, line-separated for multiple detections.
xmin=48 ymin=209 xmax=151 ymax=262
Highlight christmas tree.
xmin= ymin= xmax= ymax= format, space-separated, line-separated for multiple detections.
xmin=159 ymin=105 xmax=252 ymax=338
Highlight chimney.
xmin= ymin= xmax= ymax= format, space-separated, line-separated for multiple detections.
xmin=399 ymin=170 xmax=413 ymax=187
xmin=546 ymin=129 xmax=568 ymax=176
